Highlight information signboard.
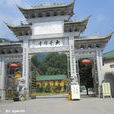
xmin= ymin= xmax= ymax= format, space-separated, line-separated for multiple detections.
xmin=102 ymin=82 xmax=112 ymax=98
xmin=71 ymin=84 xmax=80 ymax=100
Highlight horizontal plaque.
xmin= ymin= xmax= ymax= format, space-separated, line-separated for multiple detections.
xmin=33 ymin=21 xmax=64 ymax=35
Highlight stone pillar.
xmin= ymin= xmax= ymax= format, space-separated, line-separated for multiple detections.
xmin=69 ymin=36 xmax=80 ymax=99
xmin=96 ymin=50 xmax=103 ymax=97
xmin=96 ymin=50 xmax=104 ymax=85
xmin=65 ymin=52 xmax=70 ymax=79
xmin=92 ymin=58 xmax=99 ymax=96
xmin=69 ymin=36 xmax=76 ymax=80
xmin=0 ymin=56 xmax=5 ymax=100
xmin=22 ymin=39 xmax=29 ymax=99
xmin=75 ymin=59 xmax=80 ymax=84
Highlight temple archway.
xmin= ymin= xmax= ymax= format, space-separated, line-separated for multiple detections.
xmin=0 ymin=1 xmax=113 ymax=100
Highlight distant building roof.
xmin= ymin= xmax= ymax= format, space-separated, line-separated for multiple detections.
xmin=36 ymin=75 xmax=67 ymax=81
xmin=0 ymin=38 xmax=10 ymax=43
xmin=103 ymin=50 xmax=114 ymax=59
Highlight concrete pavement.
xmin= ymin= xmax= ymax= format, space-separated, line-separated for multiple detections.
xmin=0 ymin=95 xmax=114 ymax=114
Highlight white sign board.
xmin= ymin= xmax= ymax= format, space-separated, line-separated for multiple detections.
xmin=71 ymin=84 xmax=80 ymax=100
xmin=102 ymin=82 xmax=112 ymax=98
xmin=33 ymin=21 xmax=64 ymax=35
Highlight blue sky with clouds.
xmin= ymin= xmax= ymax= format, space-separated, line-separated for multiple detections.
xmin=0 ymin=0 xmax=114 ymax=52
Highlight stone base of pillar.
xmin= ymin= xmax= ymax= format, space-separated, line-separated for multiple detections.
xmin=18 ymin=86 xmax=30 ymax=101
xmin=0 ymin=89 xmax=5 ymax=100
xmin=93 ymin=85 xmax=102 ymax=98
xmin=98 ymin=86 xmax=102 ymax=98
xmin=25 ymin=92 xmax=30 ymax=100
xmin=94 ymin=83 xmax=99 ymax=97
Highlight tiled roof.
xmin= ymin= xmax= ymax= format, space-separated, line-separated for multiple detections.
xmin=103 ymin=50 xmax=114 ymax=59
xmin=17 ymin=2 xmax=74 ymax=11
xmin=76 ymin=32 xmax=113 ymax=41
xmin=36 ymin=75 xmax=67 ymax=81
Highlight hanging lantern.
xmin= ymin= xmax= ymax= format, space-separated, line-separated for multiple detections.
xmin=9 ymin=64 xmax=19 ymax=68
xmin=81 ymin=59 xmax=91 ymax=65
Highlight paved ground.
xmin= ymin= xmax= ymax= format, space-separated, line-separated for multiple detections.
xmin=0 ymin=95 xmax=114 ymax=114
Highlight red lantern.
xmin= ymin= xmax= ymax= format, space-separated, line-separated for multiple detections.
xmin=81 ymin=59 xmax=91 ymax=65
xmin=9 ymin=64 xmax=19 ymax=69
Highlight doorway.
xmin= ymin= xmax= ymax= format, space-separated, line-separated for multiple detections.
xmin=78 ymin=59 xmax=94 ymax=96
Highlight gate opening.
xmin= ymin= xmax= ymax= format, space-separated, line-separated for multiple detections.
xmin=30 ymin=52 xmax=69 ymax=96
xmin=78 ymin=59 xmax=94 ymax=96
xmin=6 ymin=62 xmax=22 ymax=100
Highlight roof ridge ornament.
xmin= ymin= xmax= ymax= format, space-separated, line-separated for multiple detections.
xmin=32 ymin=3 xmax=43 ymax=8
xmin=53 ymin=2 xmax=65 ymax=6
xmin=45 ymin=2 xmax=51 ymax=6
xmin=3 ymin=21 xmax=15 ymax=28
xmin=109 ymin=31 xmax=114 ymax=36
xmin=106 ymin=31 xmax=114 ymax=38
xmin=82 ymin=15 xmax=92 ymax=22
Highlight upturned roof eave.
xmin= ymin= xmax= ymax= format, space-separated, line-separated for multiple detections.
xmin=5 ymin=23 xmax=31 ymax=32
xmin=17 ymin=1 xmax=75 ymax=11
xmin=0 ymin=42 xmax=22 ymax=46
xmin=65 ymin=16 xmax=90 ymax=25
xmin=75 ymin=32 xmax=113 ymax=41
xmin=6 ymin=24 xmax=30 ymax=29
xmin=5 ymin=16 xmax=90 ymax=30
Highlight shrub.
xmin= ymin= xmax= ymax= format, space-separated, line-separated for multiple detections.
xmin=45 ymin=84 xmax=51 ymax=93
xmin=53 ymin=85 xmax=61 ymax=93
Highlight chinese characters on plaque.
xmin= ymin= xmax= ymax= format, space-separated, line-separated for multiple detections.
xmin=29 ymin=39 xmax=63 ymax=48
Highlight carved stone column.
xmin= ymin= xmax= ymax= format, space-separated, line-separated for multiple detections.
xmin=69 ymin=36 xmax=78 ymax=83
xmin=22 ymin=39 xmax=29 ymax=98
xmin=0 ymin=56 xmax=5 ymax=100
xmin=69 ymin=35 xmax=80 ymax=99
xmin=96 ymin=50 xmax=103 ymax=97
xmin=96 ymin=50 xmax=104 ymax=85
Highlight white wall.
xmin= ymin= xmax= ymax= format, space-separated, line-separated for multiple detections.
xmin=103 ymin=58 xmax=114 ymax=97
xmin=103 ymin=59 xmax=114 ymax=73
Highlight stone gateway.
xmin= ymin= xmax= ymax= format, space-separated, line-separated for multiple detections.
xmin=0 ymin=1 xmax=113 ymax=100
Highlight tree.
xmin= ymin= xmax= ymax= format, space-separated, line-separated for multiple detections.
xmin=31 ymin=55 xmax=42 ymax=74
xmin=41 ymin=53 xmax=67 ymax=75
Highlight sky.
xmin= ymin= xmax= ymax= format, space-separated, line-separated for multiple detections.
xmin=0 ymin=0 xmax=114 ymax=53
